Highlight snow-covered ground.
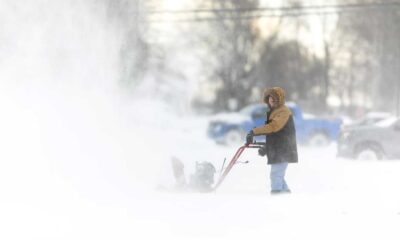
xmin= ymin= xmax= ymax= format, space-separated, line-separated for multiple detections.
xmin=1 ymin=93 xmax=399 ymax=240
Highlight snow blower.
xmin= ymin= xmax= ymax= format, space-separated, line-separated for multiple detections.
xmin=169 ymin=141 xmax=265 ymax=193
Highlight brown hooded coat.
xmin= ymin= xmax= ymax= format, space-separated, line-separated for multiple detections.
xmin=252 ymin=87 xmax=298 ymax=164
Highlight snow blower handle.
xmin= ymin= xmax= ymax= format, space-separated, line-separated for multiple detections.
xmin=213 ymin=145 xmax=247 ymax=190
xmin=247 ymin=141 xmax=267 ymax=156
xmin=246 ymin=141 xmax=265 ymax=149
xmin=213 ymin=142 xmax=266 ymax=191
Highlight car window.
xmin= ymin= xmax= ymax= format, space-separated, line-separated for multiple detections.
xmin=365 ymin=119 xmax=376 ymax=125
xmin=252 ymin=107 xmax=267 ymax=119
xmin=240 ymin=104 xmax=268 ymax=116
xmin=239 ymin=105 xmax=256 ymax=115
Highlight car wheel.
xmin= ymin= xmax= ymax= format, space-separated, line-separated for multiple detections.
xmin=308 ymin=132 xmax=330 ymax=147
xmin=224 ymin=129 xmax=245 ymax=146
xmin=356 ymin=146 xmax=383 ymax=161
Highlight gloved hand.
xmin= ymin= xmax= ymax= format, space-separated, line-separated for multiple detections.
xmin=246 ymin=130 xmax=254 ymax=145
xmin=258 ymin=145 xmax=267 ymax=156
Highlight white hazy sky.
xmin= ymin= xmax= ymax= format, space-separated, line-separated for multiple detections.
xmin=153 ymin=0 xmax=338 ymax=56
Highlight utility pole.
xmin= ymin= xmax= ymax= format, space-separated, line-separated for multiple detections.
xmin=322 ymin=13 xmax=330 ymax=110
xmin=397 ymin=20 xmax=400 ymax=117
xmin=397 ymin=65 xmax=400 ymax=117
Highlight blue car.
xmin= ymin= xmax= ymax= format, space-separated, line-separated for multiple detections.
xmin=207 ymin=102 xmax=342 ymax=146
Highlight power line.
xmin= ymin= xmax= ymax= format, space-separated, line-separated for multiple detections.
xmin=146 ymin=10 xmax=338 ymax=23
xmin=143 ymin=1 xmax=400 ymax=23
xmin=144 ymin=1 xmax=400 ymax=14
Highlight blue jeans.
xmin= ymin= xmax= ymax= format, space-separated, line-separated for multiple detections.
xmin=270 ymin=162 xmax=290 ymax=192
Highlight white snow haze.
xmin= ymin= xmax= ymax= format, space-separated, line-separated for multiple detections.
xmin=1 ymin=1 xmax=400 ymax=240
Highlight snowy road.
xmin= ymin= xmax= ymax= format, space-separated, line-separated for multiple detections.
xmin=144 ymin=143 xmax=400 ymax=240
xmin=1 ymin=105 xmax=399 ymax=240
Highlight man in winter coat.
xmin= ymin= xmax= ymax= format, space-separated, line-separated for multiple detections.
xmin=246 ymin=87 xmax=298 ymax=194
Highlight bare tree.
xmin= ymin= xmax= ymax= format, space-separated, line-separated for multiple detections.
xmin=334 ymin=1 xmax=400 ymax=114
xmin=197 ymin=0 xmax=261 ymax=111
xmin=254 ymin=39 xmax=325 ymax=110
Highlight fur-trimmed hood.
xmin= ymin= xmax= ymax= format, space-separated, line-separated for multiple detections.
xmin=262 ymin=87 xmax=286 ymax=108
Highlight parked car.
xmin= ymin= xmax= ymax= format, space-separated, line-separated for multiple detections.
xmin=207 ymin=102 xmax=342 ymax=146
xmin=342 ymin=112 xmax=393 ymax=130
xmin=337 ymin=117 xmax=400 ymax=160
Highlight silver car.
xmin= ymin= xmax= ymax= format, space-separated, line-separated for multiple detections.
xmin=337 ymin=117 xmax=400 ymax=160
